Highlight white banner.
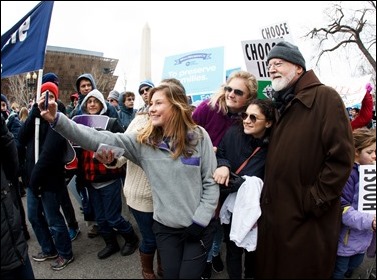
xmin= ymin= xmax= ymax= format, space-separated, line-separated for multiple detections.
xmin=325 ymin=75 xmax=372 ymax=108
xmin=358 ymin=165 xmax=376 ymax=214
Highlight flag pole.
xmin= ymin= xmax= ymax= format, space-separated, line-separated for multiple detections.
xmin=34 ymin=69 xmax=43 ymax=163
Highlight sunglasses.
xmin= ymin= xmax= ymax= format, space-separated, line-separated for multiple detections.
xmin=224 ymin=86 xmax=244 ymax=96
xmin=139 ymin=87 xmax=151 ymax=95
xmin=241 ymin=112 xmax=266 ymax=123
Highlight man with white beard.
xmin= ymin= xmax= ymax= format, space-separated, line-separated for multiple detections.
xmin=256 ymin=41 xmax=354 ymax=279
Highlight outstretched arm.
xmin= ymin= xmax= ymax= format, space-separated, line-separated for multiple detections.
xmin=351 ymin=83 xmax=374 ymax=130
xmin=37 ymin=96 xmax=141 ymax=166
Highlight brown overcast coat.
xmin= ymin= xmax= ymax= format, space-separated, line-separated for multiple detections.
xmin=256 ymin=70 xmax=354 ymax=279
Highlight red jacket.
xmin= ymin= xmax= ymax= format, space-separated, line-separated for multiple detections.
xmin=351 ymin=90 xmax=373 ymax=130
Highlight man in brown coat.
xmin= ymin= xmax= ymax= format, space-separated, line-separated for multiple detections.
xmin=256 ymin=41 xmax=354 ymax=278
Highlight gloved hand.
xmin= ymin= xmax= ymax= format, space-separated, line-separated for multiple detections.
xmin=182 ymin=223 xmax=205 ymax=241
xmin=29 ymin=103 xmax=41 ymax=119
xmin=0 ymin=115 xmax=9 ymax=136
xmin=1 ymin=110 xmax=9 ymax=121
xmin=220 ymin=173 xmax=245 ymax=195
xmin=366 ymin=82 xmax=372 ymax=93
xmin=228 ymin=174 xmax=246 ymax=192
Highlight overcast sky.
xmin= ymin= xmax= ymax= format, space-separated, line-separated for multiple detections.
xmin=1 ymin=1 xmax=367 ymax=106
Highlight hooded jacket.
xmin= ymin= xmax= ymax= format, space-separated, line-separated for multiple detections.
xmin=70 ymin=74 xmax=118 ymax=119
xmin=1 ymin=94 xmax=22 ymax=149
xmin=337 ymin=163 xmax=374 ymax=256
xmin=77 ymin=89 xmax=124 ymax=183
xmin=118 ymin=92 xmax=137 ymax=130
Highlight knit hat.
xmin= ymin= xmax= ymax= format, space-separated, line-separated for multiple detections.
xmin=138 ymin=80 xmax=154 ymax=94
xmin=267 ymin=41 xmax=306 ymax=70
xmin=107 ymin=90 xmax=120 ymax=101
xmin=1 ymin=93 xmax=8 ymax=104
xmin=42 ymin=72 xmax=59 ymax=86
xmin=70 ymin=93 xmax=79 ymax=102
xmin=41 ymin=82 xmax=59 ymax=100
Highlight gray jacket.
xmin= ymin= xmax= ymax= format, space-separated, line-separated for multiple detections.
xmin=53 ymin=113 xmax=219 ymax=228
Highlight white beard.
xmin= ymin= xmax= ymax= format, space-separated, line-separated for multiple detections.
xmin=271 ymin=68 xmax=296 ymax=91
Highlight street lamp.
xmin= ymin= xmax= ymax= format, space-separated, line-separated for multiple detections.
xmin=26 ymin=72 xmax=37 ymax=102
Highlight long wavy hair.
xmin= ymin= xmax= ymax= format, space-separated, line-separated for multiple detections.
xmin=137 ymin=82 xmax=200 ymax=159
xmin=208 ymin=70 xmax=258 ymax=114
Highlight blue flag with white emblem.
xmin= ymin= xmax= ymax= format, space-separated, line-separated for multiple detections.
xmin=1 ymin=1 xmax=54 ymax=78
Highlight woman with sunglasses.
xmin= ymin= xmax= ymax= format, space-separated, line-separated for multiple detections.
xmin=37 ymin=81 xmax=219 ymax=279
xmin=193 ymin=70 xmax=257 ymax=152
xmin=215 ymin=98 xmax=275 ymax=279
xmin=192 ymin=70 xmax=257 ymax=279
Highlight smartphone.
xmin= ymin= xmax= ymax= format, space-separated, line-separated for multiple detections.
xmin=44 ymin=90 xmax=49 ymax=110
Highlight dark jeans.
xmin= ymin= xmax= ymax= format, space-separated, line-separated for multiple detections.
xmin=333 ymin=253 xmax=365 ymax=279
xmin=223 ymin=222 xmax=256 ymax=279
xmin=130 ymin=207 xmax=157 ymax=254
xmin=60 ymin=186 xmax=79 ymax=230
xmin=1 ymin=255 xmax=35 ymax=279
xmin=27 ymin=188 xmax=73 ymax=259
xmin=88 ymin=178 xmax=133 ymax=235
xmin=153 ymin=219 xmax=217 ymax=279
xmin=207 ymin=218 xmax=223 ymax=261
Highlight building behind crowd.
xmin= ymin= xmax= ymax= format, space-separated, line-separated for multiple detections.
xmin=1 ymin=45 xmax=119 ymax=106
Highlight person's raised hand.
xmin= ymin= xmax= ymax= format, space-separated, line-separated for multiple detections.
xmin=37 ymin=92 xmax=58 ymax=123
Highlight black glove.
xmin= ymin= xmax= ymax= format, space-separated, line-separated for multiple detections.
xmin=0 ymin=115 xmax=9 ymax=136
xmin=220 ymin=173 xmax=245 ymax=195
xmin=29 ymin=103 xmax=41 ymax=119
xmin=1 ymin=110 xmax=9 ymax=121
xmin=228 ymin=174 xmax=246 ymax=191
xmin=183 ymin=223 xmax=205 ymax=241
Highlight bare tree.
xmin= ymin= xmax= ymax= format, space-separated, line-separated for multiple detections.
xmin=305 ymin=1 xmax=376 ymax=77
xmin=3 ymin=74 xmax=33 ymax=108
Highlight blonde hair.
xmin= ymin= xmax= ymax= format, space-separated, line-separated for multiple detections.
xmin=11 ymin=102 xmax=20 ymax=112
xmin=208 ymin=70 xmax=258 ymax=114
xmin=19 ymin=107 xmax=29 ymax=122
xmin=137 ymin=82 xmax=199 ymax=159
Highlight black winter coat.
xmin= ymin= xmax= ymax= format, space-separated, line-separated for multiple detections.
xmin=18 ymin=104 xmax=69 ymax=194
xmin=1 ymin=116 xmax=28 ymax=271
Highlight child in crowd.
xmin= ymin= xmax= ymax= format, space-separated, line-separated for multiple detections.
xmin=333 ymin=127 xmax=376 ymax=279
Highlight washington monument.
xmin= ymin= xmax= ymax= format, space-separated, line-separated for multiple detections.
xmin=140 ymin=22 xmax=151 ymax=81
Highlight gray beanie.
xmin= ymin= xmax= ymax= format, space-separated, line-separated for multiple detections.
xmin=267 ymin=41 xmax=306 ymax=70
xmin=138 ymin=80 xmax=155 ymax=94
xmin=107 ymin=90 xmax=120 ymax=101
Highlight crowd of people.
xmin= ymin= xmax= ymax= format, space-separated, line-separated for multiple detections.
xmin=1 ymin=41 xmax=376 ymax=279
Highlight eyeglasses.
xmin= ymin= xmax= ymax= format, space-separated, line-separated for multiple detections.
xmin=224 ymin=86 xmax=244 ymax=96
xmin=267 ymin=61 xmax=284 ymax=71
xmin=139 ymin=87 xmax=151 ymax=95
xmin=241 ymin=112 xmax=266 ymax=123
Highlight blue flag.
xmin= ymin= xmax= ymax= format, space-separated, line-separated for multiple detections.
xmin=1 ymin=1 xmax=54 ymax=78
